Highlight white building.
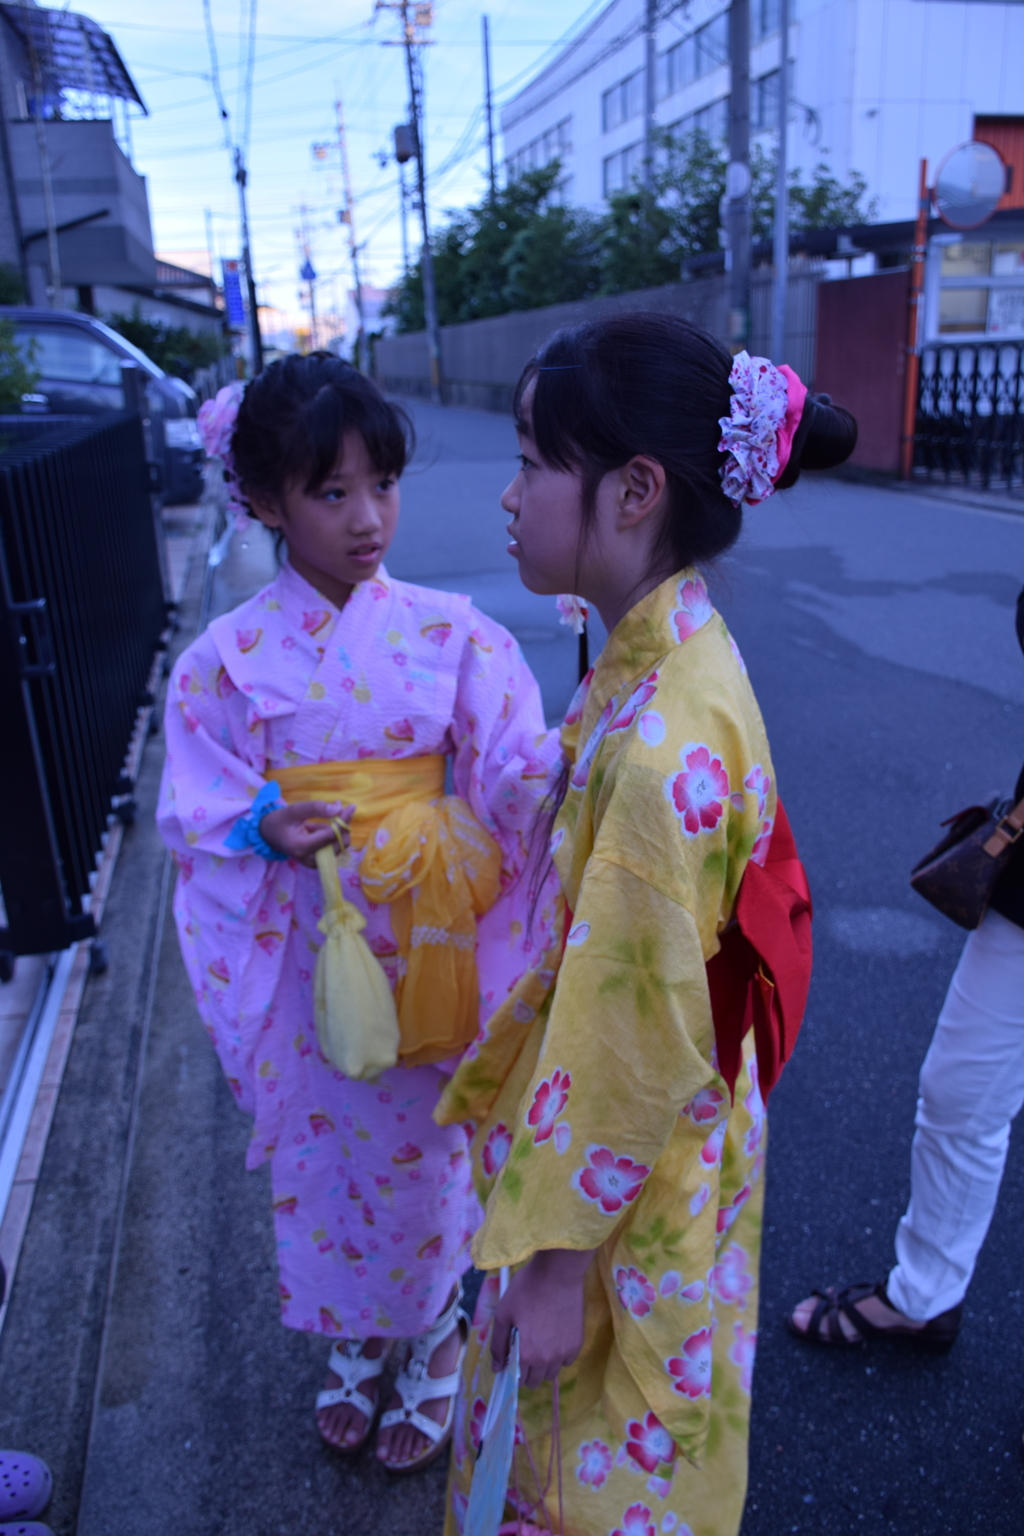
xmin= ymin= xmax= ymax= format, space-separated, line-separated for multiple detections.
xmin=500 ymin=0 xmax=1024 ymax=226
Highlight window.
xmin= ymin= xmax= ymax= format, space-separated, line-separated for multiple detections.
xmin=697 ymin=11 xmax=730 ymax=74
xmin=751 ymin=71 xmax=780 ymax=132
xmin=938 ymin=288 xmax=989 ymax=334
xmin=753 ymin=0 xmax=781 ymax=42
xmin=656 ymin=11 xmax=729 ymax=102
xmin=506 ymin=117 xmax=572 ymax=182
xmin=602 ymin=70 xmax=645 ymax=133
xmin=603 ymin=141 xmax=644 ymax=197
xmin=668 ymin=97 xmax=729 ymax=145
xmin=15 ymin=326 xmax=123 ymax=386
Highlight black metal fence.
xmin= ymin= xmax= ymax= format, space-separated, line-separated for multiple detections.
xmin=914 ymin=341 xmax=1024 ymax=494
xmin=0 ymin=414 xmax=169 ymax=972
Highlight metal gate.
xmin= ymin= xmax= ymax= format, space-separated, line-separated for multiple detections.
xmin=915 ymin=342 xmax=1024 ymax=494
xmin=0 ymin=414 xmax=170 ymax=972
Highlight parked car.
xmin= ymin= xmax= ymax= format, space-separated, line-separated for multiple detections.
xmin=1 ymin=307 xmax=205 ymax=504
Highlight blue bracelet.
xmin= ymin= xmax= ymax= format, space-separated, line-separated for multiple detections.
xmin=225 ymin=780 xmax=288 ymax=861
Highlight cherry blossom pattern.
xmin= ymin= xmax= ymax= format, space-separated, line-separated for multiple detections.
xmin=611 ymin=1502 xmax=658 ymax=1536
xmin=689 ymin=1182 xmax=711 ymax=1218
xmin=526 ymin=1068 xmax=571 ymax=1144
xmin=717 ymin=1182 xmax=752 ymax=1234
xmin=574 ymin=1145 xmax=650 ymax=1215
xmin=730 ymin=1321 xmax=758 ymax=1393
xmin=570 ymin=697 xmax=616 ymax=791
xmin=750 ymin=817 xmax=774 ymax=867
xmin=681 ymin=1086 xmax=724 ymax=1124
xmin=625 ymin=1411 xmax=677 ymax=1474
xmin=607 ymin=670 xmax=660 ymax=737
xmin=666 ymin=1327 xmax=714 ymax=1400
xmin=469 ymin=1396 xmax=487 ymax=1454
xmin=700 ymin=1120 xmax=728 ymax=1169
xmin=576 ymin=1438 xmax=612 ymax=1489
xmin=744 ymin=763 xmax=772 ymax=819
xmin=614 ymin=1264 xmax=657 ymax=1318
xmin=482 ymin=1123 xmax=513 ymax=1177
xmin=710 ymin=1243 xmax=754 ymax=1308
xmin=665 ymin=744 xmax=730 ymax=837
xmin=669 ymin=574 xmax=714 ymax=645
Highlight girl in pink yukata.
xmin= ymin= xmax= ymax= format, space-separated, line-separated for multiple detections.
xmin=157 ymin=354 xmax=560 ymax=1472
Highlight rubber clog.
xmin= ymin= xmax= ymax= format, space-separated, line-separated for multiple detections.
xmin=0 ymin=1455 xmax=52 ymax=1522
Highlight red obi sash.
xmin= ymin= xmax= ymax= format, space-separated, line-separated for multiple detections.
xmin=705 ymin=798 xmax=813 ymax=1101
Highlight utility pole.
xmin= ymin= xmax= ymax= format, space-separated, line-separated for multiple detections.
xmin=378 ymin=1 xmax=442 ymax=405
xmin=298 ymin=205 xmax=318 ymax=351
xmin=900 ymin=159 xmax=930 ymax=481
xmin=336 ymin=99 xmax=366 ymax=371
xmin=482 ymin=15 xmax=496 ymax=201
xmin=726 ymin=0 xmax=751 ymax=351
xmin=234 ymin=148 xmax=263 ymax=373
xmin=769 ymin=0 xmax=790 ymax=362
xmin=21 ymin=0 xmax=60 ymax=305
xmin=398 ymin=161 xmax=409 ymax=273
xmin=644 ymin=0 xmax=657 ymax=190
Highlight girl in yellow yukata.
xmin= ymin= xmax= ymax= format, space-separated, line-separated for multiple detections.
xmin=437 ymin=315 xmax=856 ymax=1536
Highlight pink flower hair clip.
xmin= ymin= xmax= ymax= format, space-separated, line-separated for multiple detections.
xmin=555 ymin=594 xmax=588 ymax=636
xmin=197 ymin=381 xmax=250 ymax=530
xmin=718 ymin=352 xmax=808 ymax=507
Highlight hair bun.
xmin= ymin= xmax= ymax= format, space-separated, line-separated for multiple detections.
xmin=776 ymin=393 xmax=857 ymax=488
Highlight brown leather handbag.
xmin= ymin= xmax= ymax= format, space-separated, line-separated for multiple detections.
xmin=911 ymin=792 xmax=1024 ymax=929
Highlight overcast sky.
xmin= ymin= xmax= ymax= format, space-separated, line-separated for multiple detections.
xmin=78 ymin=0 xmax=599 ymax=329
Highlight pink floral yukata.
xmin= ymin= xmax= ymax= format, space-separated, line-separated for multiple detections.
xmin=157 ymin=561 xmax=560 ymax=1339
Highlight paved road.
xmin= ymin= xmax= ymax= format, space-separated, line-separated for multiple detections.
xmin=1 ymin=398 xmax=1022 ymax=1535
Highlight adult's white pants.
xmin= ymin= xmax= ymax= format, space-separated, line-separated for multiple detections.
xmin=887 ymin=906 xmax=1024 ymax=1322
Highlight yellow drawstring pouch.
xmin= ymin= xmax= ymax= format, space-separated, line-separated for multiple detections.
xmin=313 ymin=830 xmax=401 ymax=1081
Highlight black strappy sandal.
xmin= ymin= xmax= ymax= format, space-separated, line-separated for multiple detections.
xmin=787 ymin=1280 xmax=962 ymax=1353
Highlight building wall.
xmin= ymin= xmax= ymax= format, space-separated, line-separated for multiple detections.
xmin=10 ymin=118 xmax=155 ymax=301
xmin=500 ymin=0 xmax=1024 ymax=226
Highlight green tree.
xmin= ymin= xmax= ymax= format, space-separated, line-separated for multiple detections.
xmin=651 ymin=128 xmax=729 ymax=267
xmin=0 ymin=317 xmax=38 ymax=410
xmin=386 ymin=164 xmax=604 ymax=330
xmin=0 ymin=261 xmax=26 ymax=305
xmin=598 ymin=184 xmax=678 ymax=295
xmin=104 ymin=307 xmax=224 ymax=381
xmin=751 ymin=146 xmax=878 ymax=240
xmin=503 ymin=203 xmax=603 ymax=310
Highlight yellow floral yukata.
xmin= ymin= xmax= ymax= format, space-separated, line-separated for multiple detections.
xmin=437 ymin=569 xmax=777 ymax=1536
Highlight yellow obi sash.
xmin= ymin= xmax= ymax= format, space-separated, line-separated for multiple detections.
xmin=274 ymin=757 xmax=502 ymax=1070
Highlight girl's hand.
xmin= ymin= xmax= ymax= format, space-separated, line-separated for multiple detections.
xmin=259 ymin=801 xmax=355 ymax=868
xmin=490 ymin=1248 xmax=595 ymax=1389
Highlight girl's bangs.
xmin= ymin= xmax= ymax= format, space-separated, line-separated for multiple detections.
xmin=301 ymin=386 xmax=412 ymax=493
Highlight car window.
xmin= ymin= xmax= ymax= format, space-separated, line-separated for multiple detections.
xmin=16 ymin=326 xmax=123 ymax=387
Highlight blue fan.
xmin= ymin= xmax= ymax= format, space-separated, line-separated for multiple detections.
xmin=464 ymin=1329 xmax=521 ymax=1536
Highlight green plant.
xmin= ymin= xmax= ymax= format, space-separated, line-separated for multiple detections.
xmin=0 ymin=261 xmax=26 ymax=305
xmin=0 ymin=317 xmax=38 ymax=410
xmin=104 ymin=307 xmax=224 ymax=381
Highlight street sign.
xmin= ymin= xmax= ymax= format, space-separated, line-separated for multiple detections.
xmin=934 ymin=141 xmax=1007 ymax=230
xmin=221 ymin=258 xmax=246 ymax=327
xmin=300 ymin=259 xmax=317 ymax=282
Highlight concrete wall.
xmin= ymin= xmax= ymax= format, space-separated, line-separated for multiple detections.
xmin=376 ymin=265 xmax=824 ymax=413
xmin=10 ymin=119 xmax=155 ymax=301
xmin=815 ymin=268 xmax=910 ymax=475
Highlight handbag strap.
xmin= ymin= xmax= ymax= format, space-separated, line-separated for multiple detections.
xmin=983 ymin=794 xmax=1024 ymax=858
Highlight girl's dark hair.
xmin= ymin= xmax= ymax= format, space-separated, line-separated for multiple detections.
xmin=231 ymin=351 xmax=413 ymax=507
xmin=514 ymin=312 xmax=857 ymax=578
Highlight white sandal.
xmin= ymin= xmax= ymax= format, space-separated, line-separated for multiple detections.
xmin=377 ymin=1285 xmax=469 ymax=1473
xmin=315 ymin=1338 xmax=390 ymax=1452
